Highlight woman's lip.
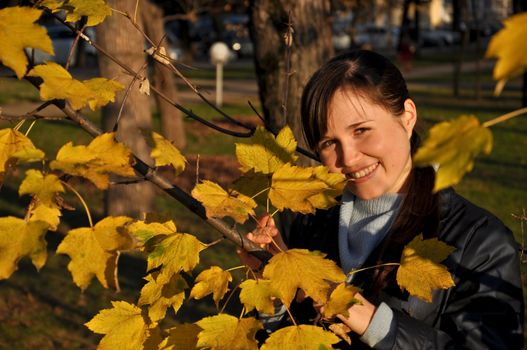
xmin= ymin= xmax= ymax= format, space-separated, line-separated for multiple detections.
xmin=346 ymin=162 xmax=379 ymax=182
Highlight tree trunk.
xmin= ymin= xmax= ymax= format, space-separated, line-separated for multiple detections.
xmin=249 ymin=0 xmax=333 ymax=165
xmin=96 ymin=0 xmax=156 ymax=218
xmin=141 ymin=0 xmax=186 ymax=149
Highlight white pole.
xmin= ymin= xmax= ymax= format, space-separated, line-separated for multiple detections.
xmin=216 ymin=62 xmax=223 ymax=107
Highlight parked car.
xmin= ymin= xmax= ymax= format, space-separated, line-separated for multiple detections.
xmin=420 ymin=28 xmax=460 ymax=47
xmin=355 ymin=25 xmax=399 ymax=50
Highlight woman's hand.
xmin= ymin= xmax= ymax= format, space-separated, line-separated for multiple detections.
xmin=337 ymin=293 xmax=376 ymax=336
xmin=246 ymin=214 xmax=287 ymax=253
xmin=237 ymin=214 xmax=287 ymax=277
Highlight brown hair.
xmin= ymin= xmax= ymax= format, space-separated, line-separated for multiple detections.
xmin=300 ymin=50 xmax=439 ymax=291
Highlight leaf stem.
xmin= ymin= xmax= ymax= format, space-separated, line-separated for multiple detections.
xmin=250 ymin=186 xmax=270 ymax=200
xmin=269 ymin=208 xmax=280 ymax=218
xmin=207 ymin=238 xmax=224 ymax=247
xmin=24 ymin=120 xmax=37 ymax=136
xmin=219 ymin=283 xmax=240 ymax=314
xmin=226 ymin=265 xmax=247 ymax=272
xmin=13 ymin=119 xmax=25 ymax=131
xmin=111 ymin=8 xmax=127 ymax=16
xmin=61 ymin=180 xmax=94 ymax=228
xmin=284 ymin=304 xmax=297 ymax=326
xmin=348 ymin=263 xmax=400 ymax=277
xmin=483 ymin=106 xmax=527 ymax=128
xmin=239 ymin=306 xmax=246 ymax=319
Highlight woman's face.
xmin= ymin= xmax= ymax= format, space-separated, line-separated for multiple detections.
xmin=318 ymin=88 xmax=417 ymax=200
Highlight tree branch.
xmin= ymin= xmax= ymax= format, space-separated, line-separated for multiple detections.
xmin=21 ymin=79 xmax=272 ymax=262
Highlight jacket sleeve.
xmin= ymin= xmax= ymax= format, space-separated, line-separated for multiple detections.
xmin=378 ymin=215 xmax=524 ymax=350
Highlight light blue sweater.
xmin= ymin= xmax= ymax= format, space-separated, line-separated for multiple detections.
xmin=338 ymin=190 xmax=403 ymax=348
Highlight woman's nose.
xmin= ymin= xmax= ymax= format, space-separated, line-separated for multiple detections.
xmin=339 ymin=143 xmax=361 ymax=168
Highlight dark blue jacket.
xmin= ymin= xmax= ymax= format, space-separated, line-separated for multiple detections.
xmin=283 ymin=189 xmax=524 ymax=349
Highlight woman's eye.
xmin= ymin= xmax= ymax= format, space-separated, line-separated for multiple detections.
xmin=319 ymin=140 xmax=335 ymax=150
xmin=355 ymin=127 xmax=369 ymax=135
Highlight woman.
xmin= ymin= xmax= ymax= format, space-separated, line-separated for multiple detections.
xmin=241 ymin=50 xmax=524 ymax=349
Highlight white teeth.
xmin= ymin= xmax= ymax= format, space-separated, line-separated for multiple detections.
xmin=348 ymin=163 xmax=378 ymax=179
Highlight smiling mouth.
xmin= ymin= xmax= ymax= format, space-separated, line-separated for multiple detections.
xmin=346 ymin=162 xmax=379 ymax=181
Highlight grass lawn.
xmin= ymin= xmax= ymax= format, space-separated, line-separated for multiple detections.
xmin=0 ymin=56 xmax=526 ymax=348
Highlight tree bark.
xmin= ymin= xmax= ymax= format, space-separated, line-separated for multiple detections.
xmin=249 ymin=0 xmax=334 ymax=165
xmin=141 ymin=0 xmax=186 ymax=149
xmin=96 ymin=0 xmax=156 ymax=218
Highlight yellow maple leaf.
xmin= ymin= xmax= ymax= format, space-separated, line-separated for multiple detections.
xmin=28 ymin=63 xmax=124 ymax=110
xmin=0 ymin=128 xmax=45 ymax=175
xmin=138 ymin=271 xmax=188 ymax=322
xmin=328 ymin=323 xmax=352 ymax=346
xmin=263 ymin=249 xmax=346 ymax=307
xmin=40 ymin=0 xmax=65 ymax=11
xmin=65 ymin=0 xmax=112 ymax=26
xmin=29 ymin=204 xmax=61 ymax=231
xmin=322 ymin=283 xmax=361 ymax=319
xmin=150 ymin=131 xmax=186 ymax=176
xmin=189 ymin=266 xmax=233 ymax=306
xmin=147 ymin=232 xmax=207 ymax=275
xmin=128 ymin=219 xmax=177 ymax=247
xmin=236 ymin=126 xmax=298 ymax=174
xmin=159 ymin=324 xmax=202 ymax=350
xmin=239 ymin=279 xmax=279 ymax=315
xmin=85 ymin=301 xmax=157 ymax=350
xmin=231 ymin=170 xmax=272 ymax=207
xmin=485 ymin=13 xmax=527 ymax=95
xmin=0 ymin=7 xmax=53 ymax=78
xmin=28 ymin=62 xmax=94 ymax=110
xmin=192 ymin=180 xmax=257 ymax=224
xmin=269 ymin=164 xmax=329 ymax=214
xmin=83 ymin=77 xmax=125 ymax=110
xmin=396 ymin=235 xmax=455 ymax=302
xmin=307 ymin=166 xmax=347 ymax=209
xmin=19 ymin=169 xmax=64 ymax=207
xmin=196 ymin=314 xmax=262 ymax=350
xmin=0 ymin=217 xmax=49 ymax=280
xmin=56 ymin=226 xmax=119 ymax=290
xmin=92 ymin=216 xmax=134 ymax=252
xmin=261 ymin=324 xmax=340 ymax=350
xmin=50 ymin=132 xmax=135 ymax=189
xmin=413 ymin=115 xmax=492 ymax=192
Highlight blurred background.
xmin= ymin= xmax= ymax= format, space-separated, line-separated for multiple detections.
xmin=0 ymin=0 xmax=526 ymax=348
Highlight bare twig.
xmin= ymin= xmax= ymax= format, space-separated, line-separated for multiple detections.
xmin=248 ymin=100 xmax=265 ymax=123
xmin=113 ymin=62 xmax=149 ymax=132
xmin=0 ymin=101 xmax=67 ymax=121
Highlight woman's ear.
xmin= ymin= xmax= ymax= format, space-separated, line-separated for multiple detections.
xmin=402 ymin=98 xmax=417 ymax=138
